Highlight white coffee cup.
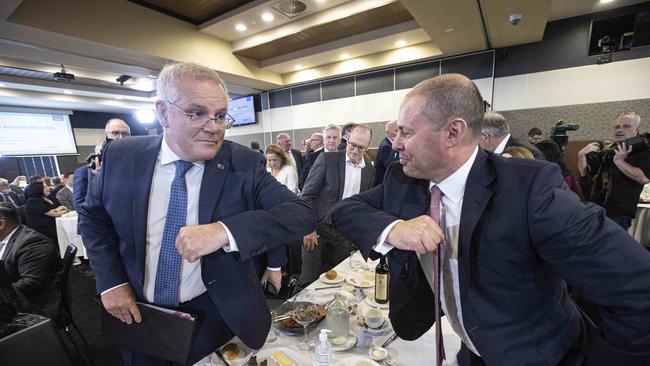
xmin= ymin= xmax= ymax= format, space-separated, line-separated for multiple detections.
xmin=364 ymin=308 xmax=385 ymax=328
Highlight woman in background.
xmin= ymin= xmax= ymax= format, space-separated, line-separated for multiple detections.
xmin=536 ymin=140 xmax=584 ymax=200
xmin=502 ymin=146 xmax=535 ymax=159
xmin=266 ymin=144 xmax=299 ymax=194
xmin=25 ymin=182 xmax=67 ymax=242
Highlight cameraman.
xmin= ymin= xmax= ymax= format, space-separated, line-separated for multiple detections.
xmin=578 ymin=112 xmax=650 ymax=230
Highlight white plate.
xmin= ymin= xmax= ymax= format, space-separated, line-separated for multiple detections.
xmin=254 ymin=347 xmax=302 ymax=366
xmin=345 ymin=273 xmax=375 ymax=288
xmin=364 ymin=296 xmax=389 ymax=309
xmin=333 ymin=356 xmax=380 ymax=366
xmin=319 ymin=271 xmax=346 ymax=284
xmin=210 ymin=341 xmax=252 ymax=366
xmin=330 ymin=333 xmax=357 ymax=352
xmin=362 ymin=318 xmax=391 ymax=334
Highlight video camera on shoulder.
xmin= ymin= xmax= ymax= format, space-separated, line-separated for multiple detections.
xmin=551 ymin=120 xmax=580 ymax=149
xmin=586 ymin=133 xmax=650 ymax=172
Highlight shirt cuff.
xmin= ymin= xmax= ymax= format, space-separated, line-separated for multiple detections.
xmin=373 ymin=220 xmax=402 ymax=255
xmin=220 ymin=222 xmax=239 ymax=252
xmin=267 ymin=267 xmax=281 ymax=271
xmin=100 ymin=282 xmax=129 ymax=296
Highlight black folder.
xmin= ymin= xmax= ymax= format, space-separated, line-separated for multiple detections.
xmin=99 ymin=301 xmax=197 ymax=363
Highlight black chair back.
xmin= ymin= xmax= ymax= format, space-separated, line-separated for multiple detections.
xmin=0 ymin=317 xmax=74 ymax=366
xmin=61 ymin=244 xmax=77 ymax=317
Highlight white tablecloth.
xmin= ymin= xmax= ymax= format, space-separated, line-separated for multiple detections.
xmin=629 ymin=203 xmax=650 ymax=248
xmin=55 ymin=212 xmax=87 ymax=259
xmin=197 ymin=251 xmax=462 ymax=366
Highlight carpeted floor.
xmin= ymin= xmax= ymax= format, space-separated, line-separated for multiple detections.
xmin=67 ymin=262 xmax=285 ymax=366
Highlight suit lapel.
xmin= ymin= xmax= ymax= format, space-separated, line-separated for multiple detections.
xmin=132 ymin=136 xmax=162 ymax=271
xmin=337 ymin=151 xmax=346 ymax=200
xmin=360 ymin=156 xmax=373 ymax=191
xmin=2 ymin=226 xmax=23 ymax=261
xmin=199 ymin=143 xmax=231 ymax=224
xmin=458 ymin=150 xmax=494 ymax=301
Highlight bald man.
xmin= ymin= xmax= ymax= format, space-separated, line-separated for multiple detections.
xmin=299 ymin=132 xmax=325 ymax=190
xmin=373 ymin=120 xmax=399 ymax=186
xmin=277 ymin=133 xmax=303 ymax=174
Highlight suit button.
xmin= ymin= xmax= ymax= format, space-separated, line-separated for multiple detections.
xmin=468 ymin=326 xmax=477 ymax=333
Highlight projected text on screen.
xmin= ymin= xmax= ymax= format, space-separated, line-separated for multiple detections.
xmin=0 ymin=112 xmax=77 ymax=156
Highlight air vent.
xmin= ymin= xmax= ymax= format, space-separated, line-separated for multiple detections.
xmin=273 ymin=0 xmax=308 ymax=19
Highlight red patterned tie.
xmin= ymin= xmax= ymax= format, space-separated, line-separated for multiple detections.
xmin=430 ymin=186 xmax=445 ymax=366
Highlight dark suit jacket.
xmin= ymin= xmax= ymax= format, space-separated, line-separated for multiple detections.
xmin=289 ymin=148 xmax=304 ymax=176
xmin=505 ymin=135 xmax=545 ymax=160
xmin=55 ymin=187 xmax=73 ymax=211
xmin=332 ymin=149 xmax=650 ymax=366
xmin=0 ymin=191 xmax=22 ymax=207
xmin=72 ymin=166 xmax=90 ymax=212
xmin=299 ymin=148 xmax=324 ymax=190
xmin=302 ymin=150 xmax=374 ymax=224
xmin=0 ymin=225 xmax=63 ymax=324
xmin=9 ymin=185 xmax=25 ymax=206
xmin=373 ymin=137 xmax=399 ymax=186
xmin=78 ymin=136 xmax=315 ymax=349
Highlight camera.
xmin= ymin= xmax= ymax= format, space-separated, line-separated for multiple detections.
xmin=586 ymin=133 xmax=650 ymax=172
xmin=551 ymin=120 xmax=580 ymax=148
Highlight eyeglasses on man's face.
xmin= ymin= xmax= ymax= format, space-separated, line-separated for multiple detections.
xmin=166 ymin=101 xmax=235 ymax=129
xmin=348 ymin=141 xmax=368 ymax=152
xmin=106 ymin=130 xmax=131 ymax=138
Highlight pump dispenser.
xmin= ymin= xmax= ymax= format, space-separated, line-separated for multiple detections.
xmin=315 ymin=329 xmax=332 ymax=365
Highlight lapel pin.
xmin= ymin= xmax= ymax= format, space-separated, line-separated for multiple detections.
xmin=217 ymin=163 xmax=224 ymax=170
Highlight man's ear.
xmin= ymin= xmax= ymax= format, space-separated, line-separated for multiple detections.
xmin=155 ymin=100 xmax=169 ymax=128
xmin=447 ymin=118 xmax=469 ymax=146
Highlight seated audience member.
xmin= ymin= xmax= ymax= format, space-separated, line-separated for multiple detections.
xmin=0 ymin=179 xmax=22 ymax=207
xmin=266 ymin=144 xmax=299 ymax=194
xmin=55 ymin=172 xmax=74 ymax=211
xmin=9 ymin=176 xmax=26 ymax=206
xmin=23 ymin=175 xmax=44 ymax=201
xmin=528 ymin=127 xmax=543 ymax=144
xmin=0 ymin=203 xmax=63 ymax=325
xmin=50 ymin=177 xmax=64 ymax=197
xmin=537 ymin=140 xmax=584 ymax=200
xmin=25 ymin=182 xmax=67 ymax=242
xmin=502 ymin=146 xmax=534 ymax=159
xmin=479 ymin=111 xmax=544 ymax=159
xmin=42 ymin=176 xmax=52 ymax=188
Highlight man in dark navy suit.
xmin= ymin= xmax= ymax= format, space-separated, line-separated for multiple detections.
xmin=332 ymin=74 xmax=650 ymax=366
xmin=373 ymin=120 xmax=399 ymax=186
xmin=479 ymin=111 xmax=544 ymax=160
xmin=79 ymin=62 xmax=315 ymax=366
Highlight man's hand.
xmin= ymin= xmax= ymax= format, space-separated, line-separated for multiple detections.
xmin=303 ymin=231 xmax=318 ymax=251
xmin=261 ymin=269 xmax=282 ymax=291
xmin=176 ymin=222 xmax=229 ymax=262
xmin=613 ymin=142 xmax=632 ymax=162
xmin=578 ymin=142 xmax=601 ymax=157
xmin=101 ymin=284 xmax=141 ymax=324
xmin=386 ymin=215 xmax=445 ymax=254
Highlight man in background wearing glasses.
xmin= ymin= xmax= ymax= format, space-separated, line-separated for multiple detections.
xmin=578 ymin=112 xmax=650 ymax=230
xmin=297 ymin=124 xmax=375 ymax=291
xmin=79 ymin=62 xmax=315 ymax=365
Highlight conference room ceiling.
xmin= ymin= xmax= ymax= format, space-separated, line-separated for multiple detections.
xmin=0 ymin=0 xmax=645 ymax=114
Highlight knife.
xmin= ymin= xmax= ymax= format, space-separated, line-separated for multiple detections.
xmin=214 ymin=349 xmax=231 ymax=366
xmin=381 ymin=332 xmax=399 ymax=348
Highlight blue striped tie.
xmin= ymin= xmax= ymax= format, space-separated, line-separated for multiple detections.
xmin=154 ymin=160 xmax=194 ymax=307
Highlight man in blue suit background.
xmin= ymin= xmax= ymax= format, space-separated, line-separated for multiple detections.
xmin=79 ymin=62 xmax=315 ymax=365
xmin=332 ymin=74 xmax=650 ymax=365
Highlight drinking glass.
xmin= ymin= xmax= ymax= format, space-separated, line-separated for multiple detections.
xmin=266 ymin=310 xmax=279 ymax=343
xmin=292 ymin=290 xmax=318 ymax=350
xmin=349 ymin=249 xmax=362 ymax=272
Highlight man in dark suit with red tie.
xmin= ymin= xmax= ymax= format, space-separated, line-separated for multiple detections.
xmin=79 ymin=62 xmax=315 ymax=366
xmin=332 ymin=74 xmax=650 ymax=366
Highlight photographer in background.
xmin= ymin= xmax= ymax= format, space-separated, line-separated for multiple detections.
xmin=578 ymin=112 xmax=650 ymax=230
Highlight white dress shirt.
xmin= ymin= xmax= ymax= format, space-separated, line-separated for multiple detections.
xmin=0 ymin=227 xmax=19 ymax=260
xmin=375 ymin=146 xmax=481 ymax=355
xmin=268 ymin=165 xmax=299 ymax=194
xmin=342 ymin=153 xmax=365 ymax=199
xmin=286 ymin=150 xmax=298 ymax=171
xmin=494 ymin=134 xmax=511 ymax=155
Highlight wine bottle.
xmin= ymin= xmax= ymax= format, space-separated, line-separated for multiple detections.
xmin=375 ymin=255 xmax=389 ymax=304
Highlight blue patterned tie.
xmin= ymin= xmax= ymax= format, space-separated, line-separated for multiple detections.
xmin=154 ymin=160 xmax=194 ymax=307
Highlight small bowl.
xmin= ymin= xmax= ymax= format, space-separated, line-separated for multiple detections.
xmin=369 ymin=346 xmax=388 ymax=361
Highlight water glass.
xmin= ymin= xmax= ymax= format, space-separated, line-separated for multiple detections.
xmin=266 ymin=310 xmax=279 ymax=343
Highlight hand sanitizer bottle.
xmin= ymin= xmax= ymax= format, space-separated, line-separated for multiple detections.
xmin=315 ymin=329 xmax=332 ymax=366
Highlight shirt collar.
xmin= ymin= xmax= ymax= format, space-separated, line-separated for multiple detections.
xmin=430 ymin=146 xmax=479 ymax=204
xmin=345 ymin=153 xmax=366 ymax=168
xmin=160 ymin=135 xmax=205 ymax=168
xmin=0 ymin=226 xmax=19 ymax=245
xmin=494 ymin=134 xmax=511 ymax=155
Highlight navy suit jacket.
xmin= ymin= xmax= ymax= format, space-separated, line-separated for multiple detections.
xmin=299 ymin=148 xmax=323 ymax=190
xmin=79 ymin=136 xmax=315 ymax=348
xmin=332 ymin=149 xmax=650 ymax=365
xmin=373 ymin=137 xmax=399 ymax=186
xmin=72 ymin=165 xmax=90 ymax=212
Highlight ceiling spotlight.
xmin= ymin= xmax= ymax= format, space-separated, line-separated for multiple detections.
xmin=295 ymin=64 xmax=304 ymax=70
xmin=63 ymin=90 xmax=72 ymax=94
xmin=262 ymin=12 xmax=274 ymax=22
xmin=53 ymin=64 xmax=75 ymax=82
xmin=135 ymin=110 xmax=156 ymax=124
xmin=116 ymin=74 xmax=132 ymax=85
xmin=236 ymin=23 xmax=247 ymax=32
xmin=395 ymin=40 xmax=407 ymax=47
xmin=599 ymin=0 xmax=615 ymax=4
xmin=444 ymin=28 xmax=455 ymax=33
xmin=0 ymin=83 xmax=6 ymax=87
xmin=115 ymin=95 xmax=123 ymax=100
xmin=340 ymin=53 xmax=350 ymax=60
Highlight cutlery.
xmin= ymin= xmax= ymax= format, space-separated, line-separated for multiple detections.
xmin=314 ymin=285 xmax=342 ymax=290
xmin=381 ymin=332 xmax=399 ymax=348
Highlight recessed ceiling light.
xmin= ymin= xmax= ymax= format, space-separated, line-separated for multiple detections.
xmin=0 ymin=83 xmax=6 ymax=87
xmin=599 ymin=0 xmax=615 ymax=4
xmin=340 ymin=53 xmax=350 ymax=60
xmin=316 ymin=0 xmax=326 ymax=3
xmin=444 ymin=28 xmax=455 ymax=33
xmin=115 ymin=95 xmax=123 ymax=100
xmin=262 ymin=12 xmax=274 ymax=22
xmin=235 ymin=23 xmax=247 ymax=32
xmin=63 ymin=90 xmax=72 ymax=94
xmin=396 ymin=40 xmax=407 ymax=47
xmin=295 ymin=64 xmax=304 ymax=70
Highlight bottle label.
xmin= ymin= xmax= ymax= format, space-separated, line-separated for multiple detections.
xmin=375 ymin=273 xmax=388 ymax=300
